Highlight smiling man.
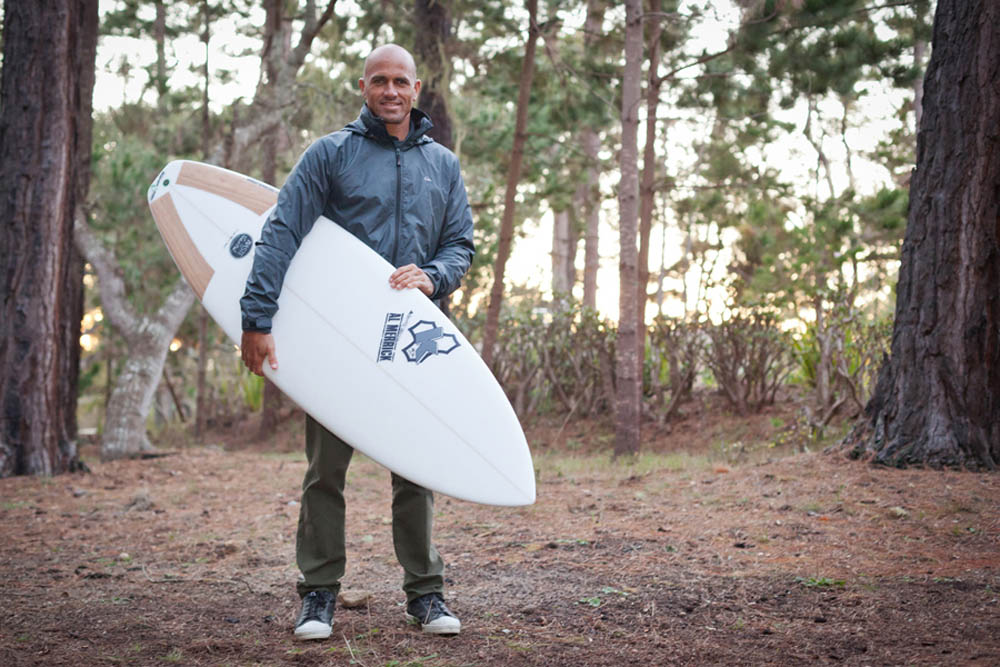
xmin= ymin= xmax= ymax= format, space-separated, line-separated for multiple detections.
xmin=361 ymin=44 xmax=419 ymax=138
xmin=239 ymin=44 xmax=475 ymax=640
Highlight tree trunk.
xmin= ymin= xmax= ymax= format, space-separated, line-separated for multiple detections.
xmin=614 ymin=0 xmax=643 ymax=458
xmin=566 ymin=206 xmax=580 ymax=294
xmin=414 ymin=0 xmax=457 ymax=317
xmin=0 ymin=0 xmax=97 ymax=477
xmin=551 ymin=209 xmax=573 ymax=301
xmin=195 ymin=310 xmax=210 ymax=437
xmin=100 ymin=297 xmax=190 ymax=459
xmin=636 ymin=0 xmax=663 ymax=387
xmin=481 ymin=0 xmax=540 ymax=368
xmin=154 ymin=0 xmax=168 ymax=112
xmin=74 ymin=218 xmax=195 ymax=460
xmin=257 ymin=107 xmax=282 ymax=439
xmin=580 ymin=0 xmax=606 ymax=311
xmin=414 ymin=0 xmax=453 ymax=151
xmin=62 ymin=0 xmax=99 ymax=469
xmin=581 ymin=129 xmax=601 ymax=310
xmin=847 ymin=0 xmax=1000 ymax=469
xmin=637 ymin=0 xmax=664 ymax=379
xmin=194 ymin=1 xmax=214 ymax=439
xmin=911 ymin=1 xmax=930 ymax=133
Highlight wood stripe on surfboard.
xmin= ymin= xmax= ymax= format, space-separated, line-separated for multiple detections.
xmin=176 ymin=162 xmax=277 ymax=215
xmin=150 ymin=193 xmax=213 ymax=300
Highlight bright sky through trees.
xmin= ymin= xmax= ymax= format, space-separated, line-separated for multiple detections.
xmin=93 ymin=0 xmax=910 ymax=322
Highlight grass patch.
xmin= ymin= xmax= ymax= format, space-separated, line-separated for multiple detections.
xmin=535 ymin=450 xmax=714 ymax=480
xmin=1 ymin=501 xmax=31 ymax=511
xmin=162 ymin=648 xmax=183 ymax=662
xmin=259 ymin=451 xmax=307 ymax=462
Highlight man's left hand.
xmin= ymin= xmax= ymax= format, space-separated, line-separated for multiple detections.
xmin=389 ymin=264 xmax=434 ymax=296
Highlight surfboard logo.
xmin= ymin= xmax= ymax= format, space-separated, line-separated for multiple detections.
xmin=402 ymin=320 xmax=459 ymax=364
xmin=229 ymin=233 xmax=253 ymax=258
xmin=377 ymin=312 xmax=406 ymax=362
xmin=147 ymin=170 xmax=166 ymax=201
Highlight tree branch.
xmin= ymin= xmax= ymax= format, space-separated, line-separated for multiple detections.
xmin=73 ymin=213 xmax=140 ymax=337
xmin=290 ymin=0 xmax=337 ymax=69
xmin=659 ymin=44 xmax=735 ymax=84
xmin=151 ymin=278 xmax=196 ymax=343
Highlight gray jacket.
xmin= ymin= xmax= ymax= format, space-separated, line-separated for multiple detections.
xmin=240 ymin=106 xmax=475 ymax=332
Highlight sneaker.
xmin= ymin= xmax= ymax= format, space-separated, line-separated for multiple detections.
xmin=294 ymin=590 xmax=335 ymax=640
xmin=405 ymin=593 xmax=461 ymax=635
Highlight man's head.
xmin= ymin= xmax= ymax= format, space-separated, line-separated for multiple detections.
xmin=359 ymin=44 xmax=421 ymax=140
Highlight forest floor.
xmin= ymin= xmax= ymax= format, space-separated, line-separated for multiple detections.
xmin=2 ymin=397 xmax=1000 ymax=666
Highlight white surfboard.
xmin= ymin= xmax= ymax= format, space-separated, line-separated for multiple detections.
xmin=147 ymin=160 xmax=535 ymax=506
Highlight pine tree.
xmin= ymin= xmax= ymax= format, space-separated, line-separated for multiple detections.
xmin=0 ymin=0 xmax=98 ymax=476
xmin=849 ymin=0 xmax=1000 ymax=469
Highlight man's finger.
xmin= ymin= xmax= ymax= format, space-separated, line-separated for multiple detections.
xmin=266 ymin=339 xmax=278 ymax=370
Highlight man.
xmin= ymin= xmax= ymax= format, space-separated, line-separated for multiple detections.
xmin=239 ymin=44 xmax=474 ymax=640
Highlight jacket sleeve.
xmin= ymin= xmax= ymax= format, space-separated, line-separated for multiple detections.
xmin=420 ymin=161 xmax=475 ymax=301
xmin=240 ymin=140 xmax=332 ymax=332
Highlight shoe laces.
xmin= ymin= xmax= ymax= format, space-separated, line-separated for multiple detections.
xmin=302 ymin=590 xmax=331 ymax=616
xmin=420 ymin=593 xmax=451 ymax=621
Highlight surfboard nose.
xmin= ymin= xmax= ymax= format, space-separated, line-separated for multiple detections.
xmin=147 ymin=160 xmax=186 ymax=203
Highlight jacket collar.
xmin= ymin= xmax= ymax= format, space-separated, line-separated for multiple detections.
xmin=346 ymin=104 xmax=434 ymax=148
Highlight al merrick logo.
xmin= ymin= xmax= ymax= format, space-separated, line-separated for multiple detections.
xmin=377 ymin=312 xmax=459 ymax=364
xmin=377 ymin=312 xmax=406 ymax=362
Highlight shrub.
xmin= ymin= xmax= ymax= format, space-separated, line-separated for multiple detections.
xmin=645 ymin=316 xmax=702 ymax=422
xmin=702 ymin=308 xmax=794 ymax=414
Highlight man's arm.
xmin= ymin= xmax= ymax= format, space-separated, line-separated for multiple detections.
xmin=419 ymin=165 xmax=475 ymax=300
xmin=240 ymin=141 xmax=333 ymax=373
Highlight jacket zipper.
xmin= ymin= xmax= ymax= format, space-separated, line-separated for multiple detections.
xmin=392 ymin=145 xmax=402 ymax=266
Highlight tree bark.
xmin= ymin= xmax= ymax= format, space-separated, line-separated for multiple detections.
xmin=0 ymin=0 xmax=97 ymax=477
xmin=481 ymin=0 xmax=540 ymax=368
xmin=847 ymin=0 xmax=1000 ymax=469
xmin=637 ymin=0 xmax=664 ymax=377
xmin=551 ymin=209 xmax=573 ymax=300
xmin=614 ymin=0 xmax=644 ymax=458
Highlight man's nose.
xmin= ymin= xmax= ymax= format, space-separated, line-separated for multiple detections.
xmin=384 ymin=82 xmax=398 ymax=97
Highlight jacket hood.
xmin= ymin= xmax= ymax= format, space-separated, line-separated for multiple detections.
xmin=346 ymin=104 xmax=434 ymax=148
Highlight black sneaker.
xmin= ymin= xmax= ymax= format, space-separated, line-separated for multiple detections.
xmin=405 ymin=593 xmax=461 ymax=635
xmin=294 ymin=590 xmax=335 ymax=640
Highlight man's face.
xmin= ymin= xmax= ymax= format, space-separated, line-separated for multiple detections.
xmin=359 ymin=49 xmax=421 ymax=129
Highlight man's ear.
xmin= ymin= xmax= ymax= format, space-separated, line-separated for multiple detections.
xmin=414 ymin=79 xmax=422 ymax=96
xmin=358 ymin=78 xmax=366 ymax=93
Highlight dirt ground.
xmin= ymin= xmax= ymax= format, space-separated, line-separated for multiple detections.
xmin=2 ymin=407 xmax=999 ymax=666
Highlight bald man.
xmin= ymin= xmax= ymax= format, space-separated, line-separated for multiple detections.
xmin=240 ymin=44 xmax=474 ymax=639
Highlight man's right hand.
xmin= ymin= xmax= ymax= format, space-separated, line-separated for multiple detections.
xmin=241 ymin=331 xmax=278 ymax=377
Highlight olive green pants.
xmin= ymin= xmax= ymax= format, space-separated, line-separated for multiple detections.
xmin=295 ymin=414 xmax=445 ymax=603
